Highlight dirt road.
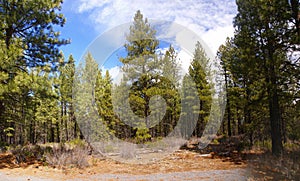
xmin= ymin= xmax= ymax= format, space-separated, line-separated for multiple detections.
xmin=0 ymin=168 xmax=249 ymax=181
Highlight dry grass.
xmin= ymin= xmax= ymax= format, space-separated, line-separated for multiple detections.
xmin=45 ymin=144 xmax=89 ymax=169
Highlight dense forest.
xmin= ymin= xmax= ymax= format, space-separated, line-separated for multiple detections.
xmin=0 ymin=0 xmax=299 ymax=159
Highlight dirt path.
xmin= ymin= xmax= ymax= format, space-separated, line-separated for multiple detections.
xmin=0 ymin=169 xmax=249 ymax=181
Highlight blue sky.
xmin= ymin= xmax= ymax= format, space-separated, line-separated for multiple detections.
xmin=57 ymin=0 xmax=238 ymax=74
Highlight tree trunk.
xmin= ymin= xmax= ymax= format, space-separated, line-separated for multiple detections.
xmin=224 ymin=67 xmax=231 ymax=137
xmin=64 ymin=102 xmax=68 ymax=141
xmin=43 ymin=121 xmax=46 ymax=144
xmin=74 ymin=119 xmax=78 ymax=139
xmin=267 ymin=53 xmax=283 ymax=156
xmin=60 ymin=102 xmax=64 ymax=142
xmin=237 ymin=106 xmax=242 ymax=135
xmin=268 ymin=88 xmax=283 ymax=156
xmin=30 ymin=120 xmax=34 ymax=144
xmin=56 ymin=122 xmax=60 ymax=142
xmin=50 ymin=122 xmax=55 ymax=142
xmin=70 ymin=103 xmax=77 ymax=139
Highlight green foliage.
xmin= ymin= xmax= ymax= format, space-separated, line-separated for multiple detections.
xmin=212 ymin=139 xmax=219 ymax=145
xmin=3 ymin=127 xmax=14 ymax=137
xmin=95 ymin=69 xmax=117 ymax=137
xmin=216 ymin=0 xmax=300 ymax=155
xmin=115 ymin=10 xmax=184 ymax=142
xmin=188 ymin=41 xmax=212 ymax=137
xmin=0 ymin=0 xmax=69 ymax=69
xmin=0 ymin=0 xmax=69 ymax=145
xmin=0 ymin=3 xmax=298 ymax=159
xmin=120 ymin=10 xmax=160 ymax=128
xmin=74 ymin=52 xmax=111 ymax=143
xmin=135 ymin=127 xmax=151 ymax=144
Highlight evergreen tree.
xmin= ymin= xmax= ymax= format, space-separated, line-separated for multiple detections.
xmin=232 ymin=0 xmax=299 ymax=155
xmin=118 ymin=10 xmax=160 ymax=142
xmin=59 ymin=55 xmax=76 ymax=142
xmin=180 ymin=75 xmax=199 ymax=139
xmin=34 ymin=70 xmax=59 ymax=143
xmin=0 ymin=0 xmax=68 ymax=145
xmin=74 ymin=53 xmax=110 ymax=143
xmin=217 ymin=38 xmax=268 ymax=143
xmin=0 ymin=0 xmax=69 ymax=69
xmin=189 ymin=41 xmax=212 ymax=137
xmin=95 ymin=69 xmax=118 ymax=136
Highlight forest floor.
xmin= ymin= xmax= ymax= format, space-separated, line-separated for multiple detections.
xmin=0 ymin=140 xmax=299 ymax=180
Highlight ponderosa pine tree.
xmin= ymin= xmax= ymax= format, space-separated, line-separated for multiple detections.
xmin=233 ymin=0 xmax=299 ymax=155
xmin=118 ymin=10 xmax=160 ymax=142
xmin=74 ymin=52 xmax=110 ymax=143
xmin=116 ymin=10 xmax=183 ymax=142
xmin=217 ymin=37 xmax=268 ymax=144
xmin=34 ymin=69 xmax=59 ymax=143
xmin=189 ymin=41 xmax=212 ymax=137
xmin=95 ymin=69 xmax=119 ymax=137
xmin=0 ymin=0 xmax=68 ymax=145
xmin=158 ymin=45 xmax=181 ymax=137
xmin=0 ymin=0 xmax=69 ymax=69
xmin=59 ymin=55 xmax=77 ymax=142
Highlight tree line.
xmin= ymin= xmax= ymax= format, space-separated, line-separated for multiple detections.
xmin=71 ymin=10 xmax=212 ymax=144
xmin=0 ymin=3 xmax=211 ymax=146
xmin=0 ymin=0 xmax=299 ymax=157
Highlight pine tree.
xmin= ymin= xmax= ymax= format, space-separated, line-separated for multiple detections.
xmin=118 ymin=10 xmax=160 ymax=142
xmin=59 ymin=55 xmax=76 ymax=142
xmin=34 ymin=70 xmax=59 ymax=143
xmin=217 ymin=38 xmax=260 ymax=141
xmin=0 ymin=40 xmax=23 ymax=144
xmin=116 ymin=10 xmax=183 ymax=142
xmin=159 ymin=45 xmax=181 ymax=137
xmin=180 ymin=75 xmax=199 ymax=139
xmin=188 ymin=41 xmax=212 ymax=137
xmin=0 ymin=0 xmax=69 ymax=69
xmin=0 ymin=0 xmax=68 ymax=145
xmin=74 ymin=53 xmax=110 ymax=143
xmin=95 ymin=69 xmax=118 ymax=136
xmin=232 ymin=0 xmax=299 ymax=155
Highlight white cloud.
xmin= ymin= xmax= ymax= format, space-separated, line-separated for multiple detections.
xmin=75 ymin=0 xmax=237 ymax=54
xmin=78 ymin=0 xmax=111 ymax=13
xmin=108 ymin=66 xmax=121 ymax=80
xmin=101 ymin=65 xmax=121 ymax=80
xmin=177 ymin=49 xmax=193 ymax=74
xmin=201 ymin=25 xmax=235 ymax=54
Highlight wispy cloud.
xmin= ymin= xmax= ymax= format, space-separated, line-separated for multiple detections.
xmin=74 ymin=0 xmax=237 ymax=54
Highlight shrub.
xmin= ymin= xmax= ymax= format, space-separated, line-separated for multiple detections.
xmin=9 ymin=144 xmax=46 ymax=164
xmin=45 ymin=144 xmax=89 ymax=168
xmin=9 ymin=145 xmax=26 ymax=164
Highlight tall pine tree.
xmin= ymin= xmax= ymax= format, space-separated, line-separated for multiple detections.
xmin=189 ymin=41 xmax=212 ymax=137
